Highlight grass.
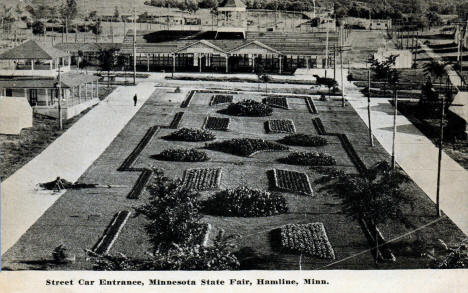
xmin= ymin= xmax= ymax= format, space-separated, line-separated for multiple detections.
xmin=2 ymin=85 xmax=465 ymax=271
xmin=0 ymin=87 xmax=115 ymax=180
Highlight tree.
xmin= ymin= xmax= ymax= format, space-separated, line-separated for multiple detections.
xmin=255 ymin=61 xmax=270 ymax=93
xmin=91 ymin=20 xmax=102 ymax=35
xmin=59 ymin=0 xmax=78 ymax=39
xmin=423 ymin=60 xmax=449 ymax=91
xmin=116 ymin=54 xmax=127 ymax=83
xmin=431 ymin=239 xmax=468 ymax=269
xmin=134 ymin=169 xmax=202 ymax=252
xmin=98 ymin=48 xmax=118 ymax=88
xmin=114 ymin=7 xmax=120 ymax=19
xmin=32 ymin=20 xmax=45 ymax=35
xmin=317 ymin=161 xmax=414 ymax=261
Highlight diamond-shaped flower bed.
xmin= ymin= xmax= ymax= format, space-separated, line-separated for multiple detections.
xmin=182 ymin=168 xmax=222 ymax=191
xmin=266 ymin=119 xmax=296 ymax=134
xmin=279 ymin=223 xmax=335 ymax=259
xmin=263 ymin=96 xmax=289 ymax=109
xmin=204 ymin=116 xmax=230 ymax=131
xmin=210 ymin=94 xmax=233 ymax=105
xmin=269 ymin=169 xmax=313 ymax=195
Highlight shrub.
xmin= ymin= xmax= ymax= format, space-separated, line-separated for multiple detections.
xmin=204 ymin=187 xmax=288 ymax=217
xmin=156 ymin=148 xmax=209 ymax=162
xmin=206 ymin=138 xmax=288 ymax=156
xmin=134 ymin=170 xmax=203 ymax=251
xmin=279 ymin=151 xmax=336 ymax=166
xmin=224 ymin=99 xmax=273 ymax=116
xmin=278 ymin=134 xmax=328 ymax=147
xmin=164 ymin=128 xmax=215 ymax=142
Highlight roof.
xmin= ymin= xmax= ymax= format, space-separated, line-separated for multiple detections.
xmin=0 ymin=40 xmax=69 ymax=60
xmin=220 ymin=0 xmax=246 ymax=8
xmin=0 ymin=74 xmax=99 ymax=89
xmin=54 ymin=43 xmax=122 ymax=53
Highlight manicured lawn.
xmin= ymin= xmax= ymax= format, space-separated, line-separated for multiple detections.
xmin=0 ymin=86 xmax=116 ymax=181
xmin=2 ymin=85 xmax=465 ymax=271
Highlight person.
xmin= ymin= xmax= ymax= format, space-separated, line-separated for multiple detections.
xmin=133 ymin=93 xmax=137 ymax=106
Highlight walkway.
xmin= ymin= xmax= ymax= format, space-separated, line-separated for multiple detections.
xmin=1 ymin=82 xmax=156 ymax=254
xmin=346 ymin=82 xmax=468 ymax=235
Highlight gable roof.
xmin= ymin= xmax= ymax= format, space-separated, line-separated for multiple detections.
xmin=173 ymin=40 xmax=226 ymax=54
xmin=228 ymin=40 xmax=282 ymax=55
xmin=0 ymin=40 xmax=69 ymax=60
xmin=220 ymin=0 xmax=246 ymax=8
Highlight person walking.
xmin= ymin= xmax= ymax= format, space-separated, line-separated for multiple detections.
xmin=133 ymin=93 xmax=137 ymax=106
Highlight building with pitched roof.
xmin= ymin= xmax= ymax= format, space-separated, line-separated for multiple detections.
xmin=0 ymin=40 xmax=100 ymax=134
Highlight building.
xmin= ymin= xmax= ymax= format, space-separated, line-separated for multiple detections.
xmin=119 ymin=0 xmax=338 ymax=74
xmin=0 ymin=40 xmax=100 ymax=134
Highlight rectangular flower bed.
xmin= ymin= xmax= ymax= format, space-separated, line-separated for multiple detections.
xmin=204 ymin=116 xmax=230 ymax=131
xmin=270 ymin=169 xmax=313 ymax=195
xmin=182 ymin=168 xmax=222 ymax=191
xmin=266 ymin=119 xmax=296 ymax=134
xmin=263 ymin=96 xmax=289 ymax=109
xmin=210 ymin=94 xmax=233 ymax=105
xmin=279 ymin=223 xmax=335 ymax=259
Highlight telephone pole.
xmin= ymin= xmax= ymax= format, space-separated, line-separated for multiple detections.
xmin=133 ymin=7 xmax=137 ymax=85
xmin=436 ymin=94 xmax=445 ymax=217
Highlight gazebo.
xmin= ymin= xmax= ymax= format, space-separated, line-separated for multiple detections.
xmin=0 ymin=40 xmax=71 ymax=77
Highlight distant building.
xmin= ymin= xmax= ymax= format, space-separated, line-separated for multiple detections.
xmin=0 ymin=40 xmax=100 ymax=134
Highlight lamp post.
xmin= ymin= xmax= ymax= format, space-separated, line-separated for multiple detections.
xmin=436 ymin=93 xmax=445 ymax=217
xmin=367 ymin=56 xmax=374 ymax=147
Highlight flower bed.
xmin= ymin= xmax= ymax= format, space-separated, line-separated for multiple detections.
xmin=164 ymin=128 xmax=215 ymax=142
xmin=206 ymin=138 xmax=289 ymax=157
xmin=269 ymin=169 xmax=313 ymax=195
xmin=224 ymin=99 xmax=273 ymax=116
xmin=168 ymin=112 xmax=184 ymax=129
xmin=279 ymin=223 xmax=335 ymax=259
xmin=210 ymin=94 xmax=233 ymax=105
xmin=279 ymin=151 xmax=336 ymax=166
xmin=156 ymin=148 xmax=209 ymax=162
xmin=278 ymin=133 xmax=328 ymax=147
xmin=263 ymin=96 xmax=289 ymax=109
xmin=204 ymin=186 xmax=288 ymax=217
xmin=92 ymin=210 xmax=131 ymax=255
xmin=266 ymin=119 xmax=296 ymax=134
xmin=182 ymin=168 xmax=222 ymax=191
xmin=204 ymin=116 xmax=230 ymax=131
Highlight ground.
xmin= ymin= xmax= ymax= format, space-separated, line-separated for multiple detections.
xmin=0 ymin=86 xmax=115 ymax=181
xmin=2 ymin=81 xmax=465 ymax=271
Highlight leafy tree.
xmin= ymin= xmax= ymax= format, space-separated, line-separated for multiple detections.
xmin=370 ymin=55 xmax=399 ymax=99
xmin=431 ymin=239 xmax=468 ymax=269
xmin=91 ymin=20 xmax=102 ymax=35
xmin=98 ymin=48 xmax=118 ymax=87
xmin=32 ymin=20 xmax=45 ymax=35
xmin=423 ymin=60 xmax=449 ymax=90
xmin=317 ymin=161 xmax=414 ymax=260
xmin=134 ymin=169 xmax=203 ymax=252
xmin=114 ymin=6 xmax=120 ymax=19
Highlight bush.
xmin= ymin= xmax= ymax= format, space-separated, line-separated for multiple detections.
xmin=156 ymin=148 xmax=209 ymax=162
xmin=134 ymin=170 xmax=203 ymax=251
xmin=164 ymin=128 xmax=215 ymax=142
xmin=204 ymin=187 xmax=288 ymax=217
xmin=32 ymin=21 xmax=45 ymax=35
xmin=206 ymin=138 xmax=288 ymax=156
xmin=225 ymin=99 xmax=272 ymax=116
xmin=278 ymin=134 xmax=328 ymax=147
xmin=279 ymin=151 xmax=336 ymax=166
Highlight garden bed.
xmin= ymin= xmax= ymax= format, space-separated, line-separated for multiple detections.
xmin=262 ymin=96 xmax=289 ymax=109
xmin=269 ymin=169 xmax=313 ymax=195
xmin=92 ymin=210 xmax=131 ymax=255
xmin=203 ymin=117 xmax=230 ymax=131
xmin=127 ymin=169 xmax=152 ymax=199
xmin=210 ymin=94 xmax=233 ymax=106
xmin=182 ymin=168 xmax=222 ymax=191
xmin=279 ymin=151 xmax=336 ymax=166
xmin=153 ymin=148 xmax=209 ymax=162
xmin=265 ymin=119 xmax=296 ymax=134
xmin=279 ymin=223 xmax=335 ymax=259
xmin=163 ymin=128 xmax=215 ymax=142
xmin=206 ymin=138 xmax=288 ymax=157
xmin=278 ymin=134 xmax=328 ymax=147
xmin=168 ymin=112 xmax=184 ymax=129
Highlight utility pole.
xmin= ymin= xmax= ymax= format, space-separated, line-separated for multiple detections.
xmin=133 ymin=7 xmax=137 ymax=85
xmin=56 ymin=64 xmax=63 ymax=130
xmin=340 ymin=26 xmax=344 ymax=107
xmin=325 ymin=27 xmax=329 ymax=76
xmin=367 ymin=60 xmax=374 ymax=146
xmin=436 ymin=94 xmax=445 ymax=217
xmin=391 ymin=87 xmax=398 ymax=169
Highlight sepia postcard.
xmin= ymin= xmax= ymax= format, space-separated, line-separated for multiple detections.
xmin=0 ymin=0 xmax=467 ymax=292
